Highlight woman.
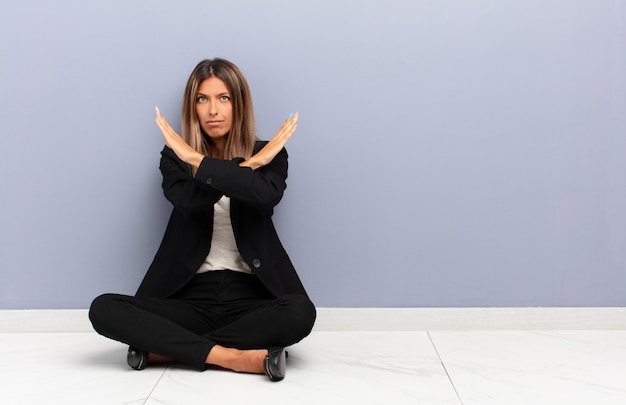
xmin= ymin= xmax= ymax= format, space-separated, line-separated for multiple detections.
xmin=89 ymin=58 xmax=316 ymax=382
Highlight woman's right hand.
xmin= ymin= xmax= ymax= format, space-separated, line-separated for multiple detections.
xmin=240 ymin=113 xmax=298 ymax=170
xmin=155 ymin=106 xmax=204 ymax=168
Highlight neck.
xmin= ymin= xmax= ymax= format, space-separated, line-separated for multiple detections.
xmin=211 ymin=140 xmax=226 ymax=159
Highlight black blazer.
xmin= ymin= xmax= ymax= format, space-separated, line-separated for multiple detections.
xmin=136 ymin=142 xmax=308 ymax=299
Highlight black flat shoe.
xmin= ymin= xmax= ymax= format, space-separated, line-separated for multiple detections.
xmin=127 ymin=346 xmax=149 ymax=370
xmin=264 ymin=347 xmax=286 ymax=382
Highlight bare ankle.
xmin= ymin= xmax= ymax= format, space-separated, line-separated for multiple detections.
xmin=148 ymin=353 xmax=175 ymax=364
xmin=206 ymin=346 xmax=267 ymax=374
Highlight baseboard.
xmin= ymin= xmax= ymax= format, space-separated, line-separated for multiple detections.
xmin=1 ymin=308 xmax=625 ymax=333
xmin=312 ymin=307 xmax=626 ymax=331
xmin=1 ymin=310 xmax=91 ymax=333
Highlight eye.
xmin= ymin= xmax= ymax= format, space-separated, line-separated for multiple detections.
xmin=220 ymin=95 xmax=231 ymax=102
xmin=196 ymin=95 xmax=207 ymax=103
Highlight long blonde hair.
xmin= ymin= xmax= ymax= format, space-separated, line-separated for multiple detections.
xmin=181 ymin=59 xmax=257 ymax=165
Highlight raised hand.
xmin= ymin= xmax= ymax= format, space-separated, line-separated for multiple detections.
xmin=155 ymin=106 xmax=203 ymax=168
xmin=240 ymin=113 xmax=298 ymax=170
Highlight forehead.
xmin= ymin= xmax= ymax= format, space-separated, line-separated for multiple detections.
xmin=198 ymin=76 xmax=229 ymax=94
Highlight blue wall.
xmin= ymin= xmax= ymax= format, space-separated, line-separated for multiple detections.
xmin=1 ymin=0 xmax=625 ymax=308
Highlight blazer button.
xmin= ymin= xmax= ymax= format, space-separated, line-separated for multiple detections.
xmin=206 ymin=177 xmax=213 ymax=185
xmin=252 ymin=259 xmax=261 ymax=268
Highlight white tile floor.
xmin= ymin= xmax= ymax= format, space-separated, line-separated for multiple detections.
xmin=1 ymin=330 xmax=626 ymax=404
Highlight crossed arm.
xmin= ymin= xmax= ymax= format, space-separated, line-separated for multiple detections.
xmin=154 ymin=107 xmax=298 ymax=171
xmin=154 ymin=108 xmax=298 ymax=213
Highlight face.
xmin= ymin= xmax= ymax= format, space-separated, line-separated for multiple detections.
xmin=195 ymin=77 xmax=233 ymax=144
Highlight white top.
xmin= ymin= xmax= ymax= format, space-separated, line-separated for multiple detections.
xmin=196 ymin=196 xmax=252 ymax=274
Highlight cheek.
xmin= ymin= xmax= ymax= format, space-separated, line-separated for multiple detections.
xmin=224 ymin=107 xmax=233 ymax=124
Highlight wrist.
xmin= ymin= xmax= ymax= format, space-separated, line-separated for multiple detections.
xmin=240 ymin=155 xmax=261 ymax=170
xmin=188 ymin=152 xmax=204 ymax=168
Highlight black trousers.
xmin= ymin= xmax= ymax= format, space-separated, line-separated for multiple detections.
xmin=89 ymin=270 xmax=316 ymax=370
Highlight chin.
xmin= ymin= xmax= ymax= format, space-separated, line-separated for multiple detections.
xmin=203 ymin=131 xmax=228 ymax=140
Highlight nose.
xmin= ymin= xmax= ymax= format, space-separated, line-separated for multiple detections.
xmin=208 ymin=100 xmax=218 ymax=116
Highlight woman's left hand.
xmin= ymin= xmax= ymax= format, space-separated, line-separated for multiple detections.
xmin=240 ymin=112 xmax=298 ymax=170
xmin=155 ymin=106 xmax=203 ymax=168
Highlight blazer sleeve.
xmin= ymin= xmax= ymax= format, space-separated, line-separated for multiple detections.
xmin=160 ymin=142 xmax=288 ymax=215
xmin=159 ymin=146 xmax=223 ymax=215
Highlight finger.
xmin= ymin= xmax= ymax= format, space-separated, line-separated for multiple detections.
xmin=278 ymin=120 xmax=298 ymax=140
xmin=276 ymin=114 xmax=298 ymax=137
xmin=281 ymin=112 xmax=298 ymax=128
xmin=288 ymin=112 xmax=298 ymax=127
xmin=273 ymin=125 xmax=297 ymax=145
xmin=155 ymin=107 xmax=174 ymax=130
xmin=155 ymin=118 xmax=172 ymax=137
xmin=155 ymin=114 xmax=179 ymax=139
xmin=156 ymin=122 xmax=182 ymax=151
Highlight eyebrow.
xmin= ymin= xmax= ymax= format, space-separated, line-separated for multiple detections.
xmin=197 ymin=92 xmax=230 ymax=97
